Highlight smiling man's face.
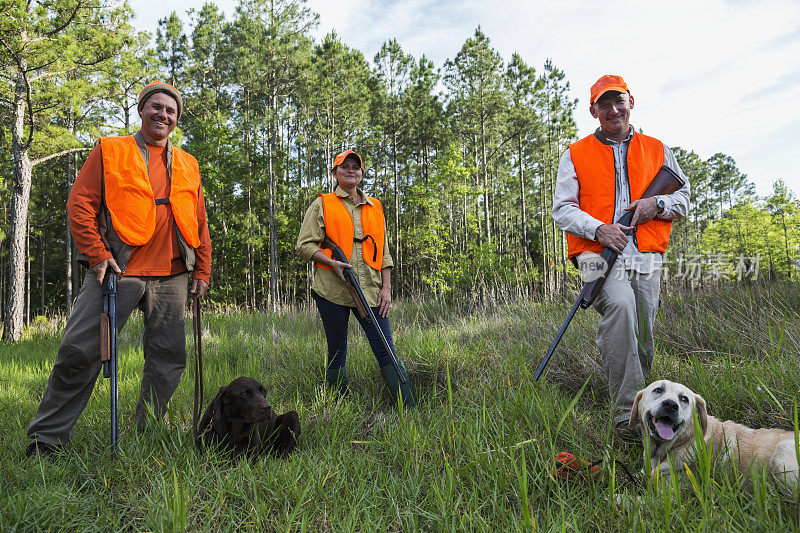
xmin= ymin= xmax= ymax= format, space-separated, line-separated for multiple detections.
xmin=590 ymin=90 xmax=634 ymax=142
xmin=138 ymin=91 xmax=178 ymax=146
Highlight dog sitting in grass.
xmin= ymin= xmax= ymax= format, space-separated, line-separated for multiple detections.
xmin=197 ymin=377 xmax=300 ymax=458
xmin=629 ymin=379 xmax=798 ymax=492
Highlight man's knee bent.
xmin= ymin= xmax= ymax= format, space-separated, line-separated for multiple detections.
xmin=50 ymin=344 xmax=100 ymax=388
xmin=599 ymin=291 xmax=637 ymax=320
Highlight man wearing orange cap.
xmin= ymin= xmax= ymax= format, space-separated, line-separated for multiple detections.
xmin=26 ymin=81 xmax=212 ymax=457
xmin=552 ymin=75 xmax=690 ymax=441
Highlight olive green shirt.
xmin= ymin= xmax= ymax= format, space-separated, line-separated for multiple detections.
xmin=296 ymin=187 xmax=393 ymax=307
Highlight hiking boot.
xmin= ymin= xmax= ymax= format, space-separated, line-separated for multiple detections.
xmin=25 ymin=440 xmax=64 ymax=459
xmin=614 ymin=421 xmax=641 ymax=444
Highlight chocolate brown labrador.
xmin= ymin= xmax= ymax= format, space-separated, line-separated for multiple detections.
xmin=197 ymin=377 xmax=300 ymax=458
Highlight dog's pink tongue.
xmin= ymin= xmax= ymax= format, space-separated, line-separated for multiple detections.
xmin=655 ymin=421 xmax=675 ymax=440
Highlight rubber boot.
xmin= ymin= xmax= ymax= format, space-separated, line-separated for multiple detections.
xmin=326 ymin=366 xmax=349 ymax=396
xmin=380 ymin=362 xmax=416 ymax=408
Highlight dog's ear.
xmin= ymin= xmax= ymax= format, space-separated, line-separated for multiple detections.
xmin=220 ymin=386 xmax=231 ymax=406
xmin=628 ymin=389 xmax=645 ymax=429
xmin=211 ymin=387 xmax=231 ymax=436
xmin=196 ymin=387 xmax=227 ymax=449
xmin=694 ymin=394 xmax=708 ymax=436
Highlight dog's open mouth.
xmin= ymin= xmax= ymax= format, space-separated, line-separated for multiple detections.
xmin=647 ymin=413 xmax=682 ymax=441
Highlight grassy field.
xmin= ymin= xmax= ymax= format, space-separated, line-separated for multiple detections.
xmin=2 ymin=281 xmax=799 ymax=531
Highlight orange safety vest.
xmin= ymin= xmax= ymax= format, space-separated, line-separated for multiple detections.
xmin=99 ymin=136 xmax=201 ymax=248
xmin=316 ymin=192 xmax=384 ymax=271
xmin=566 ymin=132 xmax=672 ymax=258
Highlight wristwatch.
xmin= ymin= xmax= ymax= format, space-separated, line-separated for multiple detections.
xmin=656 ymin=197 xmax=666 ymax=214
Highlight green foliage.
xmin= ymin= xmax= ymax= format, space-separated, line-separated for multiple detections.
xmin=695 ymin=187 xmax=800 ymax=282
xmin=156 ymin=12 xmax=189 ymax=88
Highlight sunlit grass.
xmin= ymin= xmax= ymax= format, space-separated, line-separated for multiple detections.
xmin=2 ymin=281 xmax=798 ymax=530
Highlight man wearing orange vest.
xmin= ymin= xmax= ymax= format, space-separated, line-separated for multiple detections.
xmin=26 ymin=81 xmax=212 ymax=457
xmin=552 ymin=75 xmax=690 ymax=441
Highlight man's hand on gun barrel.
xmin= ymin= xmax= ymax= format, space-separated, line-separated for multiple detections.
xmin=190 ymin=279 xmax=209 ymax=298
xmin=595 ymin=196 xmax=661 ymax=253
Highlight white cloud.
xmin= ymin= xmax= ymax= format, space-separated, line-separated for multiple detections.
xmin=128 ymin=0 xmax=800 ymax=195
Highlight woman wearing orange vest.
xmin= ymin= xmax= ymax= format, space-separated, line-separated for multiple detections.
xmin=296 ymin=150 xmax=415 ymax=407
xmin=26 ymin=81 xmax=212 ymax=458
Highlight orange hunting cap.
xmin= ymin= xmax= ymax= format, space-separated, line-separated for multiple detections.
xmin=331 ymin=149 xmax=363 ymax=171
xmin=590 ymin=75 xmax=629 ymax=104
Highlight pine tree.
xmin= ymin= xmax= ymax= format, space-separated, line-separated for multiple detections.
xmin=155 ymin=12 xmax=188 ymax=87
xmin=445 ymin=27 xmax=506 ymax=250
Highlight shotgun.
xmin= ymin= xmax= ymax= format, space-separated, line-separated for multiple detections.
xmin=99 ymin=271 xmax=119 ymax=454
xmin=319 ymin=236 xmax=406 ymax=384
xmin=534 ymin=165 xmax=685 ymax=381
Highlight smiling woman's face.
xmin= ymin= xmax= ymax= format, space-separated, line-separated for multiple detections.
xmin=138 ymin=92 xmax=178 ymax=146
xmin=333 ymin=155 xmax=363 ymax=189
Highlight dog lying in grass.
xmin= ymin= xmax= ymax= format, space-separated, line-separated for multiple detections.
xmin=629 ymin=379 xmax=798 ymax=492
xmin=197 ymin=377 xmax=300 ymax=458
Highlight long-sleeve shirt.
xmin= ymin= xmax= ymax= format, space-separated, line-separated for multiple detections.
xmin=67 ymin=137 xmax=212 ymax=283
xmin=552 ymin=127 xmax=691 ymax=273
xmin=296 ymin=187 xmax=393 ymax=307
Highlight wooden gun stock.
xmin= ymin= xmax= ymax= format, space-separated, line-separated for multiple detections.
xmin=321 ymin=237 xmax=366 ymax=318
xmin=100 ymin=313 xmax=110 ymax=362
xmin=321 ymin=235 xmax=367 ymax=318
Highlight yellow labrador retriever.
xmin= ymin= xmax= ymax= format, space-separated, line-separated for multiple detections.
xmin=629 ymin=380 xmax=798 ymax=491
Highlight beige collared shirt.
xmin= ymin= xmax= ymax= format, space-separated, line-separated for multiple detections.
xmin=296 ymin=186 xmax=393 ymax=307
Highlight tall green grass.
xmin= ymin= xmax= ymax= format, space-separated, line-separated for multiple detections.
xmin=1 ymin=281 xmax=798 ymax=531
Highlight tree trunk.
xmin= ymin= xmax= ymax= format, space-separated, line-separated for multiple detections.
xmin=66 ymin=153 xmax=75 ymax=310
xmin=3 ymin=70 xmax=33 ymax=341
xmin=40 ymin=231 xmax=45 ymax=315
xmin=393 ymin=131 xmax=400 ymax=293
xmin=26 ymin=219 xmax=30 ymax=325
xmin=518 ymin=136 xmax=528 ymax=270
xmin=481 ymin=109 xmax=491 ymax=247
xmin=781 ymin=211 xmax=791 ymax=279
xmin=539 ymin=146 xmax=550 ymax=297
xmin=268 ymin=92 xmax=278 ymax=310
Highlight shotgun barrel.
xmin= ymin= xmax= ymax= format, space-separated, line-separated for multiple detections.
xmin=100 ymin=271 xmax=119 ymax=454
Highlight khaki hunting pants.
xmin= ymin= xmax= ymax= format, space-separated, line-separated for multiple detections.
xmin=577 ymin=253 xmax=661 ymax=425
xmin=27 ymin=272 xmax=189 ymax=447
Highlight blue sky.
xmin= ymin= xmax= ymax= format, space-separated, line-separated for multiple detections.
xmin=129 ymin=0 xmax=800 ymax=197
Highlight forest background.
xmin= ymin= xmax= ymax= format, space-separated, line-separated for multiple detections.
xmin=1 ymin=0 xmax=799 ymax=342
